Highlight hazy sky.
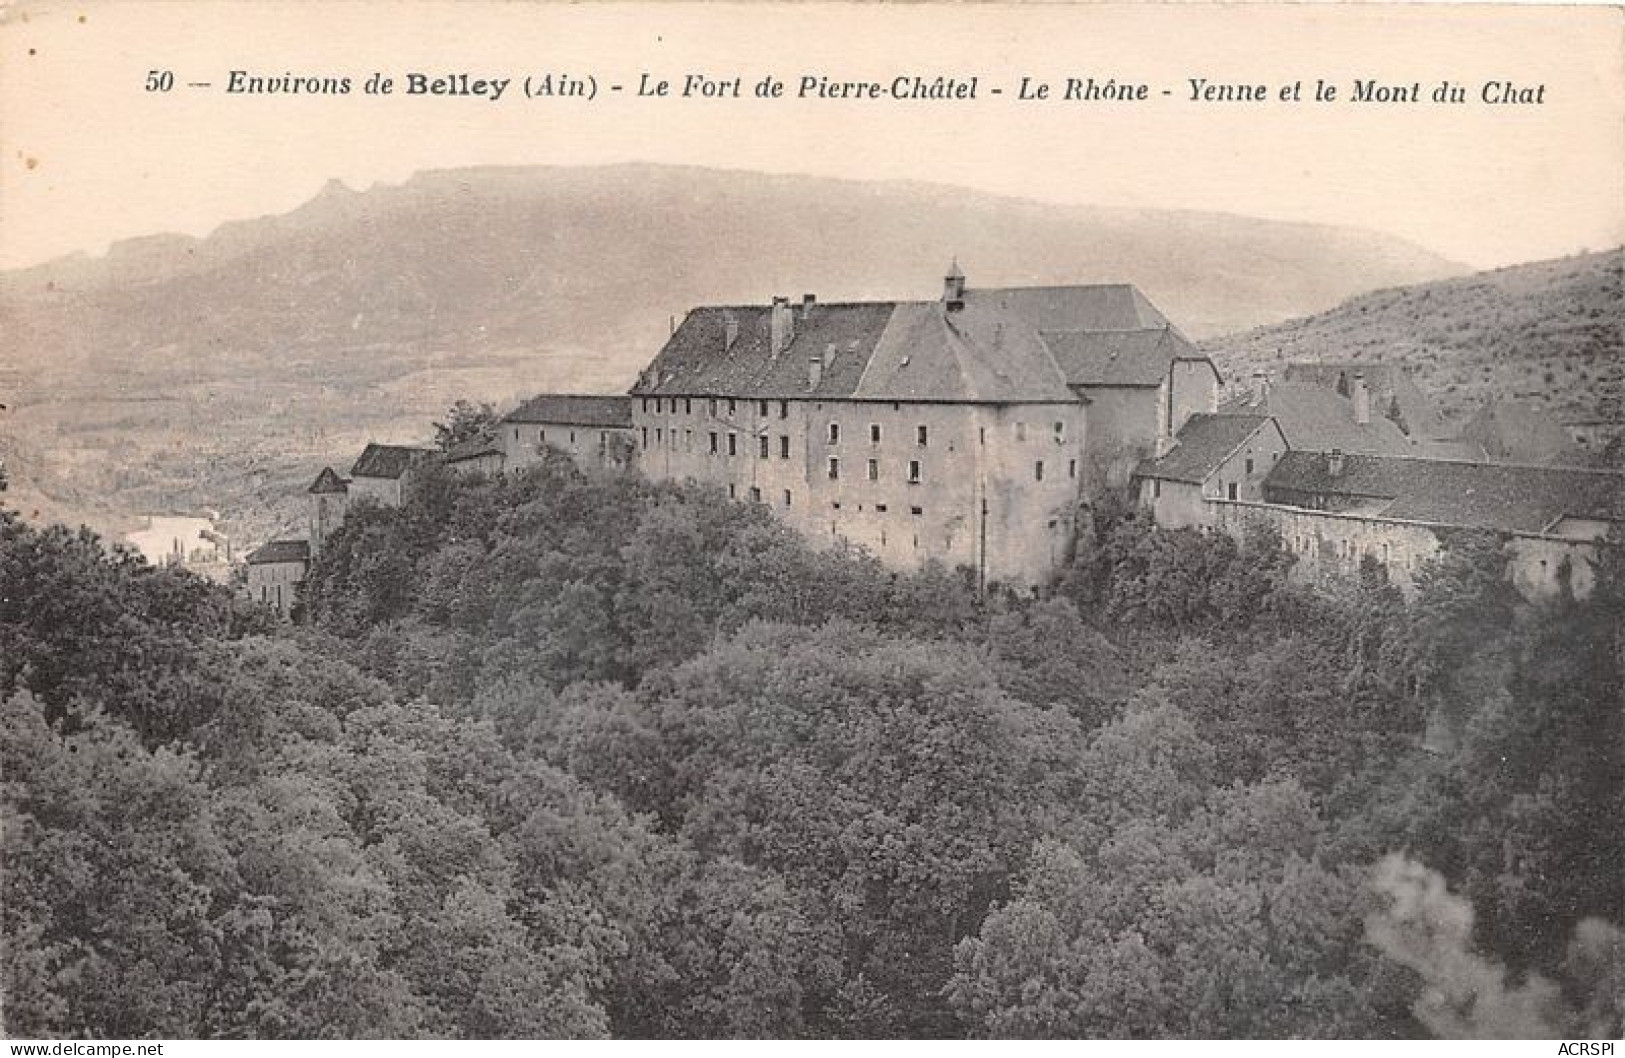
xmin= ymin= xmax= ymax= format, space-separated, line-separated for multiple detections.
xmin=2 ymin=1 xmax=1620 ymax=271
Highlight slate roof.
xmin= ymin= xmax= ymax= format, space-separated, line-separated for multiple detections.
xmin=1281 ymin=362 xmax=1447 ymax=439
xmin=1040 ymin=327 xmax=1205 ymax=388
xmin=307 ymin=466 xmax=350 ymax=494
xmin=631 ymin=283 xmax=1202 ymax=403
xmin=1136 ymin=414 xmax=1276 ymax=484
xmin=1265 ymin=451 xmax=1625 ymax=534
xmin=350 ymin=443 xmax=432 ymax=480
xmin=246 ymin=538 xmax=311 ymax=565
xmin=1220 ymin=379 xmax=1442 ymax=458
xmin=505 ymin=394 xmax=634 ymax=428
xmin=442 ymin=438 xmax=505 ymax=463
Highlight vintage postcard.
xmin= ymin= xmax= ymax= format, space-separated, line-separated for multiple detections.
xmin=1 ymin=0 xmax=1620 ymax=1047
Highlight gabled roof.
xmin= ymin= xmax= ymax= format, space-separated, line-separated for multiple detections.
xmin=350 ymin=443 xmax=432 ymax=480
xmin=246 ymin=538 xmax=311 ymax=565
xmin=1136 ymin=414 xmax=1277 ymax=484
xmin=443 ymin=437 xmax=505 ymax=463
xmin=307 ymin=466 xmax=350 ymax=494
xmin=1281 ymin=362 xmax=1447 ymax=439
xmin=992 ymin=284 xmax=1173 ymax=332
xmin=630 ymin=281 xmax=1194 ymax=404
xmin=1040 ymin=327 xmax=1205 ymax=388
xmin=854 ymin=297 xmax=1074 ymax=402
xmin=1220 ymin=379 xmax=1438 ymax=458
xmin=505 ymin=394 xmax=634 ymax=428
xmin=1265 ymin=451 xmax=1624 ymax=534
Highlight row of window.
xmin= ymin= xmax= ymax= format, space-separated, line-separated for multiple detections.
xmin=512 ymin=427 xmax=619 ymax=449
xmin=829 ymin=525 xmax=942 ymax=552
xmin=643 ymin=396 xmax=791 ymax=420
xmin=640 ymin=398 xmax=1072 ymax=449
xmin=829 ymin=501 xmax=927 ymax=516
xmin=640 ymin=427 xmax=796 ymax=458
xmin=826 ymin=423 xmax=936 ymax=447
xmin=824 ymin=421 xmax=1069 ymax=446
xmin=827 ymin=456 xmax=925 ymax=484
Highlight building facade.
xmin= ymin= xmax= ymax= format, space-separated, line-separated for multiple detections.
xmin=244 ymin=539 xmax=310 ymax=616
xmin=348 ymin=443 xmax=433 ymax=507
xmin=1138 ymin=429 xmax=1624 ymax=598
xmin=630 ymin=267 xmax=1211 ymax=588
xmin=1137 ymin=414 xmax=1289 ymax=529
xmin=501 ymin=394 xmax=635 ymax=473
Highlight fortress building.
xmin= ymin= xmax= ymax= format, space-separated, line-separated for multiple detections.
xmin=627 ymin=265 xmax=1216 ymax=588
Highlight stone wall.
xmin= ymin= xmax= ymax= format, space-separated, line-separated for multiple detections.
xmin=503 ymin=421 xmax=635 ymax=472
xmin=1204 ymin=499 xmax=1607 ymax=600
xmin=633 ymin=396 xmax=1087 ymax=587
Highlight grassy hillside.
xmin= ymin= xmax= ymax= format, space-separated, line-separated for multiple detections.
xmin=1202 ymin=249 xmax=1624 ymax=426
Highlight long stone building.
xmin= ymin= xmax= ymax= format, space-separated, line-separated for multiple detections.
xmin=1137 ymin=418 xmax=1624 ymax=599
xmin=627 ymin=265 xmax=1215 ymax=588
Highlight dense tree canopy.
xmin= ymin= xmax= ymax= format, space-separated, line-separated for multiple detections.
xmin=2 ymin=450 xmax=1620 ymax=1039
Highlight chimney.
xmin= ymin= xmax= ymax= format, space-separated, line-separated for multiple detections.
xmin=824 ymin=342 xmax=838 ymax=374
xmin=801 ymin=293 xmax=817 ymax=319
xmin=1327 ymin=449 xmax=1345 ymax=478
xmin=723 ymin=312 xmax=739 ymax=352
xmin=1352 ymin=373 xmax=1370 ymax=425
xmin=770 ymin=296 xmax=795 ymax=358
xmin=943 ymin=258 xmax=966 ymax=312
xmin=808 ymin=355 xmax=823 ymax=391
xmin=1251 ymin=369 xmax=1270 ymax=408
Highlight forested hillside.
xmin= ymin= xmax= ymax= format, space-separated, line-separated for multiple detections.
xmin=3 ymin=455 xmax=1621 ymax=1039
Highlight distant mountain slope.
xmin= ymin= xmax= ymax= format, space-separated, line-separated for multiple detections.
xmin=0 ymin=164 xmax=1462 ymax=540
xmin=1201 ymin=249 xmax=1624 ymax=426
xmin=1 ymin=164 xmax=1460 ymax=370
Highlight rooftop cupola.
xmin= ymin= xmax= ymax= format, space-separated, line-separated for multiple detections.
xmin=943 ymin=259 xmax=966 ymax=312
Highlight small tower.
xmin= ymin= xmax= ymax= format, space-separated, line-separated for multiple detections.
xmin=942 ymin=259 xmax=966 ymax=311
xmin=306 ymin=466 xmax=350 ymax=557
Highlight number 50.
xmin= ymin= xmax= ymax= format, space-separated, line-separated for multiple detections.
xmin=145 ymin=70 xmax=174 ymax=92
